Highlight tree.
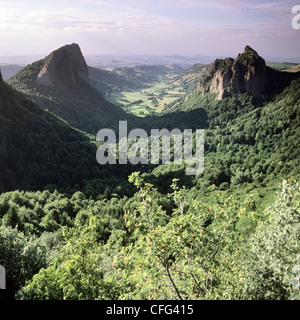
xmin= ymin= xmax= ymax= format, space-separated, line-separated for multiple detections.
xmin=0 ymin=226 xmax=46 ymax=300
xmin=112 ymin=172 xmax=240 ymax=300
xmin=21 ymin=215 xmax=115 ymax=300
xmin=238 ymin=180 xmax=300 ymax=300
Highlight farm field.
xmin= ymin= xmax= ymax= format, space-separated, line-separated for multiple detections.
xmin=109 ymin=78 xmax=186 ymax=116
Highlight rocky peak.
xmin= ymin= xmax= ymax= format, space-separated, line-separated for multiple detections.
xmin=242 ymin=45 xmax=258 ymax=55
xmin=197 ymin=46 xmax=268 ymax=99
xmin=36 ymin=43 xmax=89 ymax=88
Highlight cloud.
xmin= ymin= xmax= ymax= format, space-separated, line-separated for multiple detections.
xmin=0 ymin=0 xmax=299 ymax=58
xmin=0 ymin=3 xmax=180 ymax=34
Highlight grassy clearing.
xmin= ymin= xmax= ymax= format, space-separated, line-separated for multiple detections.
xmin=266 ymin=62 xmax=298 ymax=70
xmin=108 ymin=78 xmax=186 ymax=116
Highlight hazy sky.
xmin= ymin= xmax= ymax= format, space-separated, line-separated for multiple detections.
xmin=0 ymin=0 xmax=299 ymax=60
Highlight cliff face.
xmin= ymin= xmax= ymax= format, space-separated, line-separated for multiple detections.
xmin=197 ymin=46 xmax=268 ymax=100
xmin=36 ymin=43 xmax=89 ymax=88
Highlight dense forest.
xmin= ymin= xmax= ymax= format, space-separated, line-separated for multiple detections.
xmin=0 ymin=56 xmax=300 ymax=301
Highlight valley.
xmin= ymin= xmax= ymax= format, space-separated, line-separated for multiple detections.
xmin=0 ymin=43 xmax=299 ymax=302
xmin=108 ymin=78 xmax=186 ymax=115
xmin=2 ymin=57 xmax=298 ymax=117
xmin=107 ymin=64 xmax=209 ymax=115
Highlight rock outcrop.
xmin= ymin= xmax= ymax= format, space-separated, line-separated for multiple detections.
xmin=37 ymin=43 xmax=89 ymax=88
xmin=197 ymin=46 xmax=268 ymax=100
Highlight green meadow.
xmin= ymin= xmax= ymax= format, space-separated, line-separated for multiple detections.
xmin=109 ymin=78 xmax=186 ymax=116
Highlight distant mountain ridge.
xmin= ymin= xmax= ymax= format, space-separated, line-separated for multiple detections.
xmin=0 ymin=64 xmax=23 ymax=80
xmin=88 ymin=64 xmax=182 ymax=95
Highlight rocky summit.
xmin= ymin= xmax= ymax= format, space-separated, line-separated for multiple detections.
xmin=36 ymin=43 xmax=89 ymax=88
xmin=197 ymin=46 xmax=268 ymax=100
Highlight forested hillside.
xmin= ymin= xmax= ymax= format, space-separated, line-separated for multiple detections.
xmin=141 ymin=77 xmax=300 ymax=209
xmin=0 ymin=72 xmax=135 ymax=195
xmin=0 ymin=44 xmax=299 ymax=301
xmin=6 ymin=44 xmax=135 ymax=135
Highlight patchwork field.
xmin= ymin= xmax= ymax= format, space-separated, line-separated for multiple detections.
xmin=108 ymin=78 xmax=186 ymax=116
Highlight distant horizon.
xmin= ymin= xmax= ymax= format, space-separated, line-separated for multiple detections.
xmin=0 ymin=50 xmax=300 ymax=66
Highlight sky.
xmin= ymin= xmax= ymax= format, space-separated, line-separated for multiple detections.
xmin=0 ymin=0 xmax=299 ymax=61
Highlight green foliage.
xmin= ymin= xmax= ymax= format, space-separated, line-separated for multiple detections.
xmin=150 ymin=78 xmax=300 ymax=205
xmin=111 ymin=173 xmax=241 ymax=299
xmin=0 ymin=62 xmax=299 ymax=301
xmin=7 ymin=60 xmax=135 ymax=135
xmin=238 ymin=180 xmax=300 ymax=300
xmin=21 ymin=215 xmax=115 ymax=300
xmin=0 ymin=226 xmax=47 ymax=299
xmin=0 ymin=77 xmax=134 ymax=194
xmin=2 ymin=174 xmax=299 ymax=300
